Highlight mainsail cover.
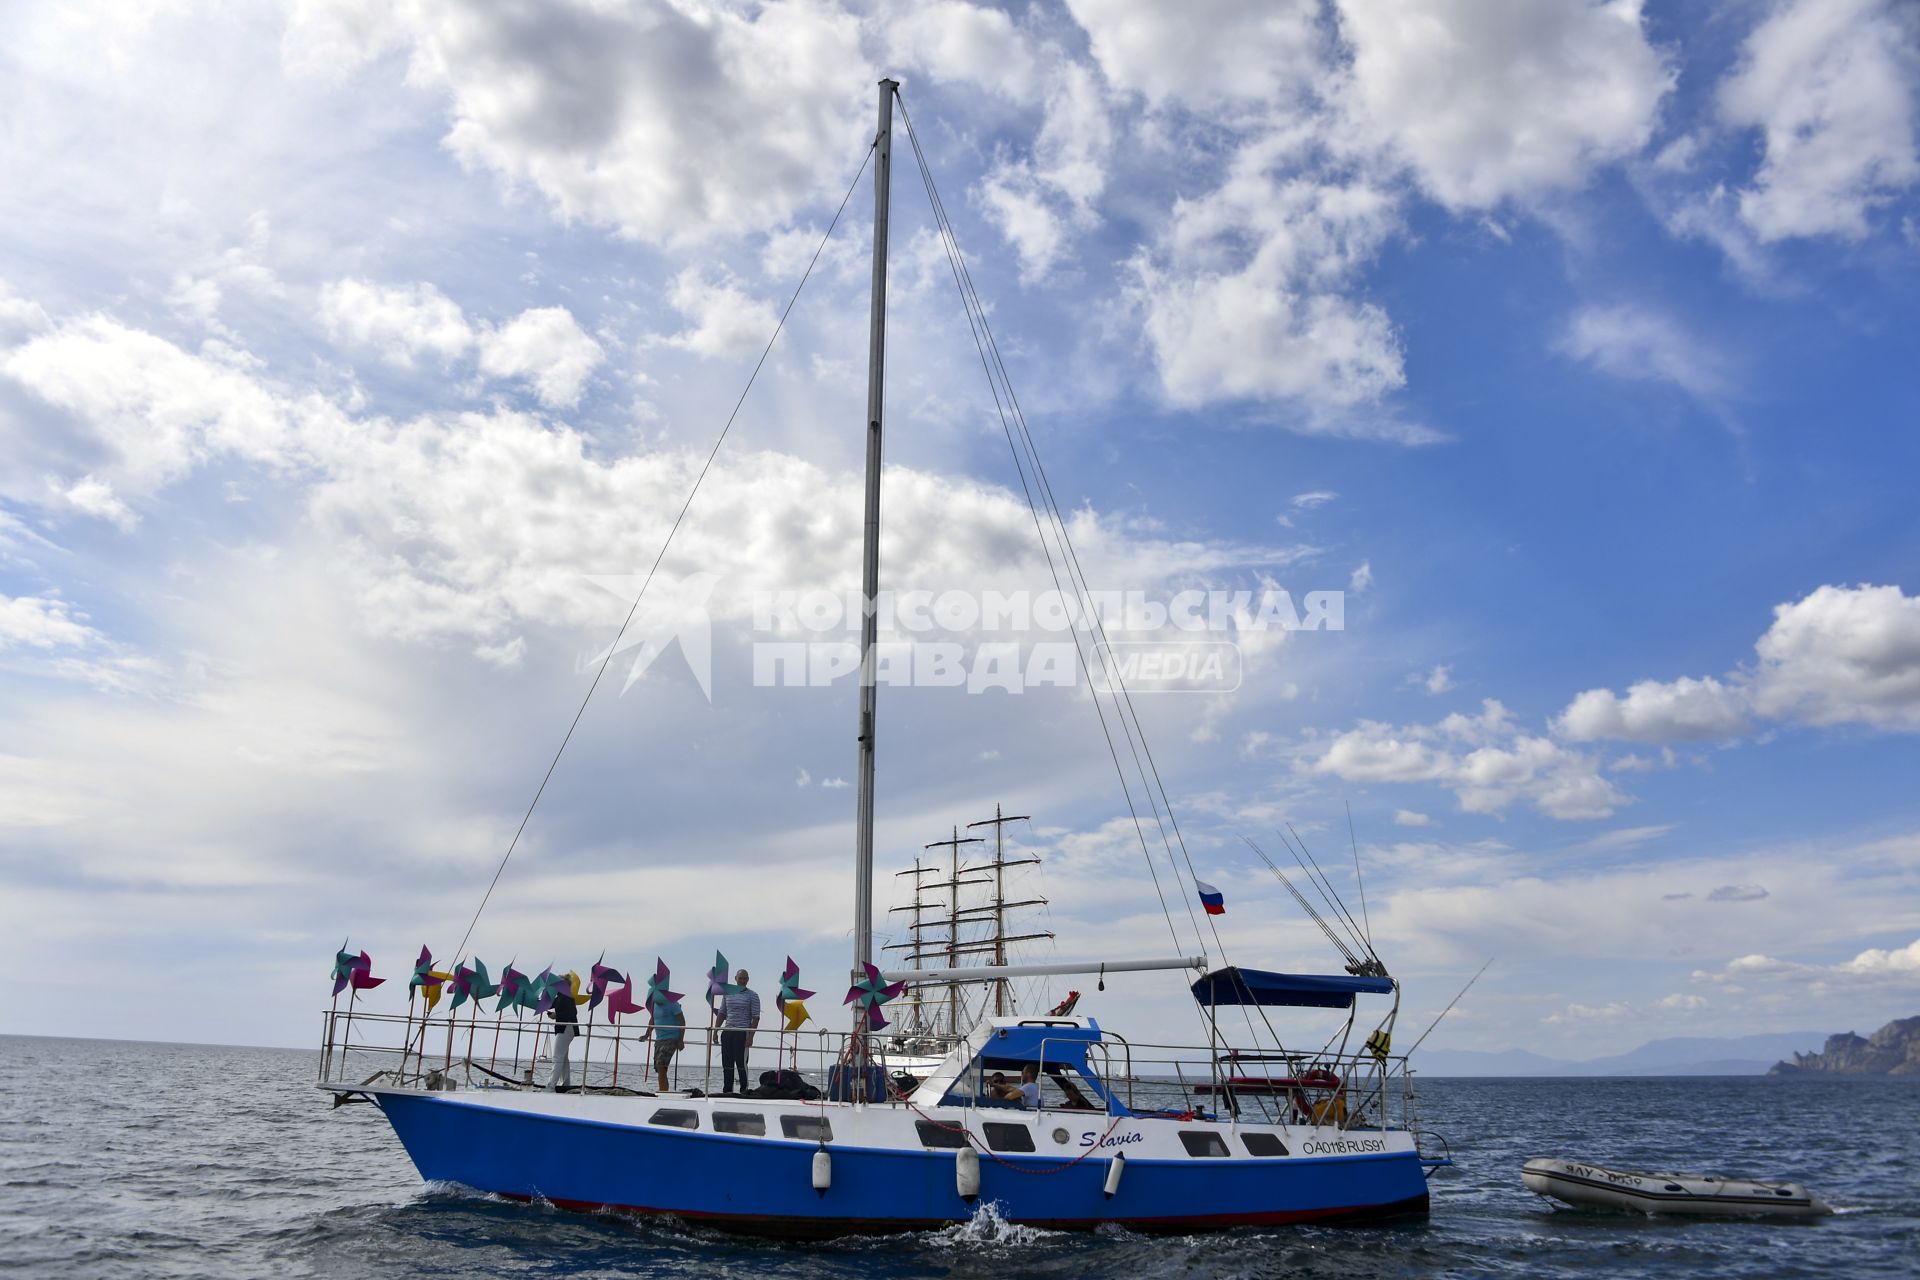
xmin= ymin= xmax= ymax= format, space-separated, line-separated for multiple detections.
xmin=1191 ymin=966 xmax=1393 ymax=1009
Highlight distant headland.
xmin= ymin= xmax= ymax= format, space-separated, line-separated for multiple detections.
xmin=1770 ymin=1015 xmax=1920 ymax=1076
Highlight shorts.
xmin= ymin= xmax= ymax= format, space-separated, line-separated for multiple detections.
xmin=653 ymin=1039 xmax=682 ymax=1073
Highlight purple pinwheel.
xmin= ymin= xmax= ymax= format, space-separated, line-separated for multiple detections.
xmin=644 ymin=958 xmax=682 ymax=1016
xmin=776 ymin=956 xmax=814 ymax=1017
xmin=706 ymin=951 xmax=738 ymax=1001
xmin=604 ymin=978 xmax=643 ymax=1024
xmin=843 ymin=961 xmax=904 ymax=1030
xmin=329 ymin=944 xmax=366 ymax=997
xmin=587 ymin=955 xmax=626 ymax=1013
xmin=408 ymin=945 xmax=446 ymax=996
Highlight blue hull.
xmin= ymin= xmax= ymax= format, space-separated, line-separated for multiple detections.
xmin=375 ymin=1094 xmax=1429 ymax=1236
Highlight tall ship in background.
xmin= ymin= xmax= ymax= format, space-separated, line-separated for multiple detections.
xmin=879 ymin=807 xmax=1054 ymax=1074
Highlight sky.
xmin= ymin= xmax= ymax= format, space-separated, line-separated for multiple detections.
xmin=1 ymin=0 xmax=1917 ymax=1060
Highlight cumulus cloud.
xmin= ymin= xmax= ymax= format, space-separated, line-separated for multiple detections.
xmin=0 ymin=595 xmax=102 ymax=650
xmin=1693 ymin=936 xmax=1920 ymax=987
xmin=659 ymin=270 xmax=780 ymax=361
xmin=1718 ymin=0 xmax=1920 ymax=242
xmin=1421 ymin=664 xmax=1454 ymax=695
xmin=476 ymin=306 xmax=604 ymax=408
xmin=1130 ymin=147 xmax=1410 ymax=420
xmin=1393 ymin=809 xmax=1430 ymax=828
xmin=1558 ymin=584 xmax=1920 ymax=742
xmin=1 ymin=315 xmax=300 ymax=514
xmin=1309 ymin=698 xmax=1626 ymax=820
xmin=977 ymin=62 xmax=1114 ymax=280
xmin=381 ymin=0 xmax=869 ymax=246
xmin=318 ymin=279 xmax=473 ymax=366
xmin=1558 ymin=675 xmax=1751 ymax=743
xmin=1656 ymin=993 xmax=1707 ymax=1011
xmin=1334 ymin=0 xmax=1673 ymax=210
xmin=1067 ymin=0 xmax=1328 ymax=110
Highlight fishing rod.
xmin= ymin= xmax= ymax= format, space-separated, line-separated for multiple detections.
xmin=1404 ymin=958 xmax=1494 ymax=1061
xmin=1242 ymin=836 xmax=1362 ymax=970
xmin=1281 ymin=824 xmax=1378 ymax=969
xmin=1346 ymin=800 xmax=1373 ymax=947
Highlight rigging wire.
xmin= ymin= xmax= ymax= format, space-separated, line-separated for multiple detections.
xmin=893 ymin=95 xmax=1194 ymax=964
xmin=1281 ymin=823 xmax=1376 ymax=965
xmin=447 ymin=141 xmax=877 ymax=966
xmin=895 ymin=95 xmax=1232 ymax=977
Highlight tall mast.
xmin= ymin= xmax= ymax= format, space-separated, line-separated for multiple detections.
xmin=852 ymin=79 xmax=897 ymax=1007
xmin=967 ymin=806 xmax=1034 ymax=1016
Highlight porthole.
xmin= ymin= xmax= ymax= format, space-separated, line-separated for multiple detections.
xmin=1052 ymin=1127 xmax=1070 ymax=1146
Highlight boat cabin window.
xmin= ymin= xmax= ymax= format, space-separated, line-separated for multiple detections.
xmin=982 ymin=1122 xmax=1036 ymax=1153
xmin=1242 ymin=1132 xmax=1288 ymax=1158
xmin=711 ymin=1112 xmax=765 ymax=1136
xmin=1179 ymin=1130 xmax=1230 ymax=1158
xmin=914 ymin=1120 xmax=972 ymax=1149
xmin=780 ymin=1115 xmax=833 ymax=1142
xmin=649 ymin=1108 xmax=699 ymax=1130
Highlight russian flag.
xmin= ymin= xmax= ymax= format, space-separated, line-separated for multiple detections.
xmin=1196 ymin=880 xmax=1226 ymax=915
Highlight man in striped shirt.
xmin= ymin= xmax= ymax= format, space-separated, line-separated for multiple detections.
xmin=718 ymin=969 xmax=761 ymax=1095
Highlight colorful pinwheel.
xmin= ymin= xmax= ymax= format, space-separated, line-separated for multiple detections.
xmin=843 ymin=961 xmax=904 ymax=1030
xmin=644 ymin=958 xmax=682 ymax=1015
xmin=707 ymin=951 xmax=739 ymax=1000
xmin=776 ymin=956 xmax=814 ymax=1016
xmin=532 ymin=967 xmax=561 ymax=1016
xmin=346 ymin=950 xmax=385 ymax=992
xmin=330 ymin=944 xmax=367 ymax=997
xmin=563 ymin=970 xmax=588 ymax=1007
xmin=604 ymin=978 xmax=643 ymax=1023
xmin=410 ymin=946 xmax=452 ymax=1011
xmin=783 ymin=999 xmax=812 ymax=1032
xmin=496 ymin=964 xmax=529 ymax=1014
xmin=461 ymin=959 xmax=500 ymax=1009
xmin=587 ymin=956 xmax=626 ymax=1012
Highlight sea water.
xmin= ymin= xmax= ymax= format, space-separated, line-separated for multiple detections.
xmin=2 ymin=1035 xmax=1914 ymax=1278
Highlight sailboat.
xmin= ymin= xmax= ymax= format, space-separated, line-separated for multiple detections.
xmin=320 ymin=79 xmax=1440 ymax=1235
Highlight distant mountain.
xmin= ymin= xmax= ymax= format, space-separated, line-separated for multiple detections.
xmin=1414 ymin=1030 xmax=1829 ymax=1078
xmin=1770 ymin=1015 xmax=1920 ymax=1076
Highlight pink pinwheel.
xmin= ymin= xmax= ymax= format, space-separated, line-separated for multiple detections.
xmin=347 ymin=950 xmax=385 ymax=992
xmin=843 ymin=961 xmax=903 ymax=1030
xmin=604 ymin=978 xmax=643 ymax=1023
xmin=776 ymin=956 xmax=814 ymax=1016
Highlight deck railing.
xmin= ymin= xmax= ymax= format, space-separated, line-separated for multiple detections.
xmin=318 ymin=1008 xmax=1418 ymax=1135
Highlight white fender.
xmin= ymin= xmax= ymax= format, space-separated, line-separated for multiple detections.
xmin=811 ymin=1149 xmax=831 ymax=1193
xmin=956 ymin=1146 xmax=981 ymax=1200
xmin=1103 ymin=1151 xmax=1126 ymax=1199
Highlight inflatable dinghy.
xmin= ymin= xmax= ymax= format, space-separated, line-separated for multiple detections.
xmin=1522 ymin=1158 xmax=1832 ymax=1218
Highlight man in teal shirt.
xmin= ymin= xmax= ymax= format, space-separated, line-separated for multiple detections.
xmin=650 ymin=1001 xmax=686 ymax=1093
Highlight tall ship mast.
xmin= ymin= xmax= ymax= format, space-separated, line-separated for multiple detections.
xmin=883 ymin=806 xmax=1051 ymax=1055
